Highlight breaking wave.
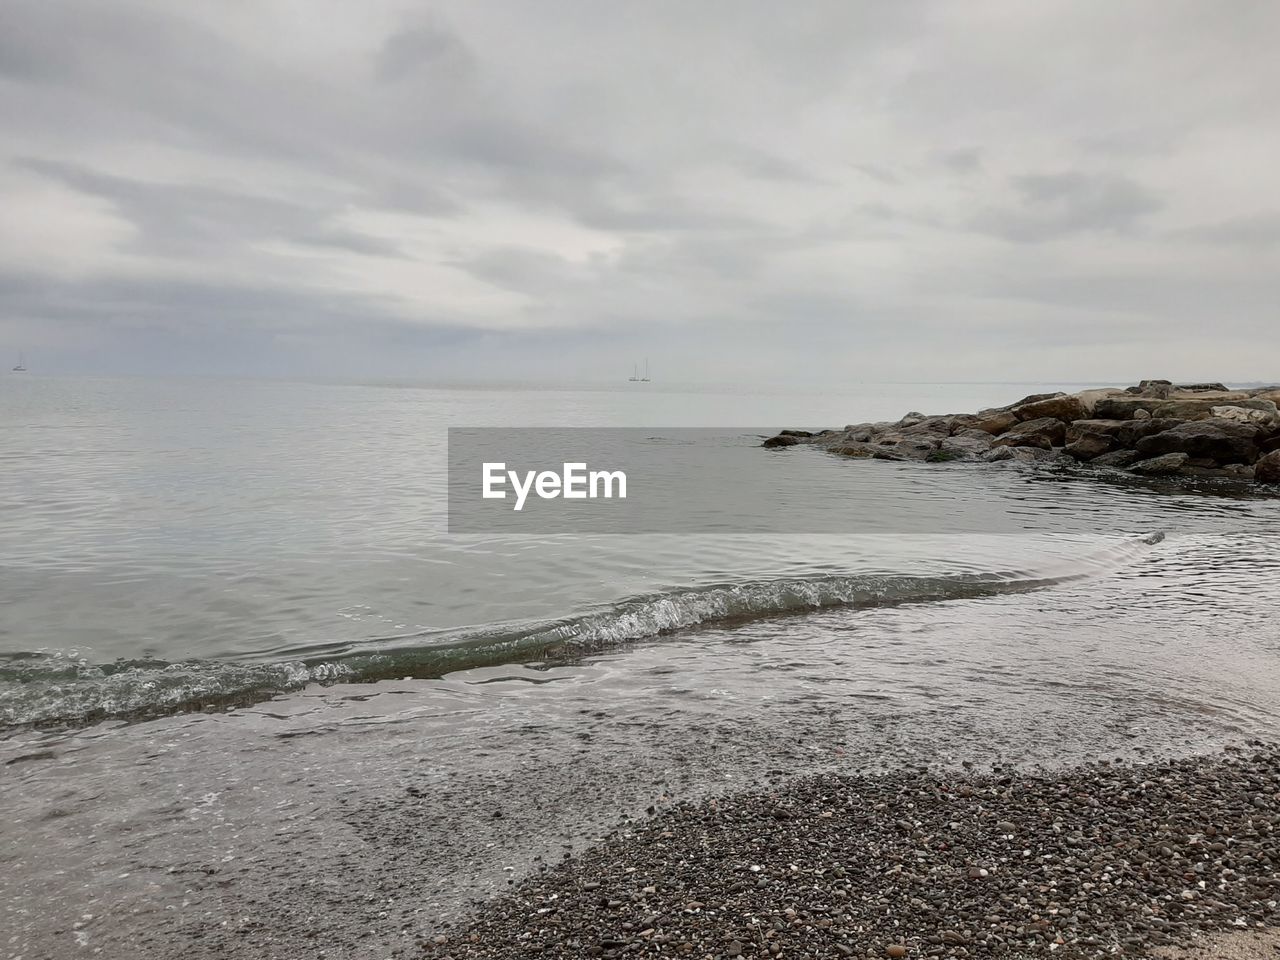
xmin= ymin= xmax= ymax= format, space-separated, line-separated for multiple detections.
xmin=0 ymin=533 xmax=1164 ymax=730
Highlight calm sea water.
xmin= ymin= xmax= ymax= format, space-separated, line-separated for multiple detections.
xmin=3 ymin=375 xmax=1279 ymax=958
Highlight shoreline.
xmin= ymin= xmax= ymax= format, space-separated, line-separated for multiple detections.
xmin=434 ymin=745 xmax=1279 ymax=959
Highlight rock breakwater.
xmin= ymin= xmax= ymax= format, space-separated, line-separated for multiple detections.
xmin=763 ymin=381 xmax=1280 ymax=487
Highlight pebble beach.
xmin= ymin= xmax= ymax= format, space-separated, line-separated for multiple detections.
xmin=433 ymin=746 xmax=1279 ymax=959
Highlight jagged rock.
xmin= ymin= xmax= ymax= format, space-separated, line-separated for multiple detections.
xmin=1256 ymin=450 xmax=1280 ymax=484
xmin=840 ymin=424 xmax=884 ymax=443
xmin=991 ymin=391 xmax=1064 ymax=412
xmin=881 ymin=437 xmax=942 ymax=460
xmin=1094 ymin=396 xmax=1276 ymax=421
xmin=1011 ymin=394 xmax=1088 ymax=424
xmin=1092 ymin=449 xmax=1141 ymax=468
xmin=1134 ymin=418 xmax=1262 ymax=465
xmin=939 ymin=434 xmax=993 ymax=459
xmin=1094 ymin=397 xmax=1158 ymax=420
xmin=1116 ymin=418 xmax=1183 ymax=448
xmin=1133 ymin=408 xmax=1152 ymax=421
xmin=984 ymin=445 xmax=1057 ymax=464
xmin=1130 ymin=452 xmax=1190 ymax=475
xmin=1066 ymin=419 xmax=1128 ymax=442
xmin=990 ymin=416 xmax=1067 ymax=450
xmin=762 ymin=434 xmax=801 ymax=448
xmin=1155 ymin=398 xmax=1276 ymax=421
xmin=1136 ymin=379 xmax=1172 ymax=399
xmin=779 ymin=429 xmax=814 ymax=438
xmin=1064 ymin=432 xmax=1114 ymax=461
xmin=969 ymin=410 xmax=1018 ymax=435
xmin=899 ymin=415 xmax=965 ymax=437
xmin=1173 ymin=382 xmax=1229 ymax=393
xmin=1169 ymin=389 xmax=1252 ymax=402
xmin=1075 ymin=388 xmax=1129 ymax=415
xmin=1212 ymin=405 xmax=1280 ymax=428
xmin=829 ymin=442 xmax=876 ymax=458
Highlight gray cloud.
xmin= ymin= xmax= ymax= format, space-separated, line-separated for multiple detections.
xmin=1180 ymin=213 xmax=1280 ymax=247
xmin=972 ymin=172 xmax=1164 ymax=242
xmin=2 ymin=0 xmax=1279 ymax=383
xmin=16 ymin=157 xmax=414 ymax=259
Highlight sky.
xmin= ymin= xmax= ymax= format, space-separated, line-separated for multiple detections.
xmin=1 ymin=0 xmax=1278 ymax=384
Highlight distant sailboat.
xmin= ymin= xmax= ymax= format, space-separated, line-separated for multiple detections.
xmin=11 ymin=352 xmax=26 ymax=372
xmin=640 ymin=358 xmax=650 ymax=382
xmin=628 ymin=362 xmax=640 ymax=382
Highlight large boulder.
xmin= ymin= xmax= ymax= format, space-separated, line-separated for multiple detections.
xmin=972 ymin=410 xmax=1019 ymax=435
xmin=829 ymin=442 xmax=876 ymax=458
xmin=990 ymin=391 xmax=1064 ymax=412
xmin=1011 ymin=394 xmax=1088 ymax=424
xmin=983 ymin=445 xmax=1060 ymax=464
xmin=1134 ymin=379 xmax=1173 ymax=399
xmin=886 ymin=437 xmax=942 ymax=460
xmin=1074 ymin=388 xmax=1129 ymax=415
xmin=1134 ymin=418 xmax=1262 ymax=465
xmin=1212 ymin=405 xmax=1280 ymax=428
xmin=1092 ymin=449 xmax=1141 ymax=468
xmin=1066 ymin=419 xmax=1128 ymax=442
xmin=898 ymin=415 xmax=970 ymax=437
xmin=1254 ymin=450 xmax=1280 ymax=484
xmin=1116 ymin=417 xmax=1183 ymax=448
xmin=1064 ymin=432 xmax=1115 ymax=461
xmin=1131 ymin=452 xmax=1190 ymax=475
xmin=762 ymin=434 xmax=802 ymax=448
xmin=1155 ymin=397 xmax=1276 ymax=421
xmin=1094 ymin=396 xmax=1276 ymax=422
xmin=1094 ymin=397 xmax=1162 ymax=420
xmin=991 ymin=416 xmax=1067 ymax=450
xmin=939 ymin=434 xmax=993 ymax=459
xmin=1169 ymin=390 xmax=1251 ymax=402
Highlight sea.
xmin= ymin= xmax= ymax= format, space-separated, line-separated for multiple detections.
xmin=2 ymin=375 xmax=1278 ymax=959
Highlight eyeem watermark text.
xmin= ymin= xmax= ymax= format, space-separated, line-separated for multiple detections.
xmin=483 ymin=462 xmax=627 ymax=511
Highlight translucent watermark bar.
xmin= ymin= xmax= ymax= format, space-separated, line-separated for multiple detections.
xmin=446 ymin=428 xmax=1167 ymax=535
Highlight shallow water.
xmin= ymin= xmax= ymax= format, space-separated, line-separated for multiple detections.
xmin=2 ymin=377 xmax=1279 ymax=958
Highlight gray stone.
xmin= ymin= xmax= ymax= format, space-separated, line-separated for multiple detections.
xmin=1255 ymin=450 xmax=1280 ymax=484
xmin=939 ymin=435 xmax=992 ymax=460
xmin=1116 ymin=418 xmax=1183 ymax=448
xmin=1134 ymin=418 xmax=1262 ymax=465
xmin=1011 ymin=394 xmax=1088 ymax=424
xmin=972 ymin=410 xmax=1019 ymax=435
xmin=1130 ymin=452 xmax=1190 ymax=475
xmin=990 ymin=416 xmax=1067 ymax=450
xmin=1066 ymin=419 xmax=1128 ymax=443
xmin=762 ymin=434 xmax=801 ymax=448
xmin=1064 ymin=433 xmax=1114 ymax=461
xmin=1092 ymin=449 xmax=1140 ymax=468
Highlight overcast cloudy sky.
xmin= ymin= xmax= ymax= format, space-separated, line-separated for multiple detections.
xmin=1 ymin=1 xmax=1277 ymax=383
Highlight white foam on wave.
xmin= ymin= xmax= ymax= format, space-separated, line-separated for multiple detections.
xmin=0 ymin=534 xmax=1164 ymax=728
